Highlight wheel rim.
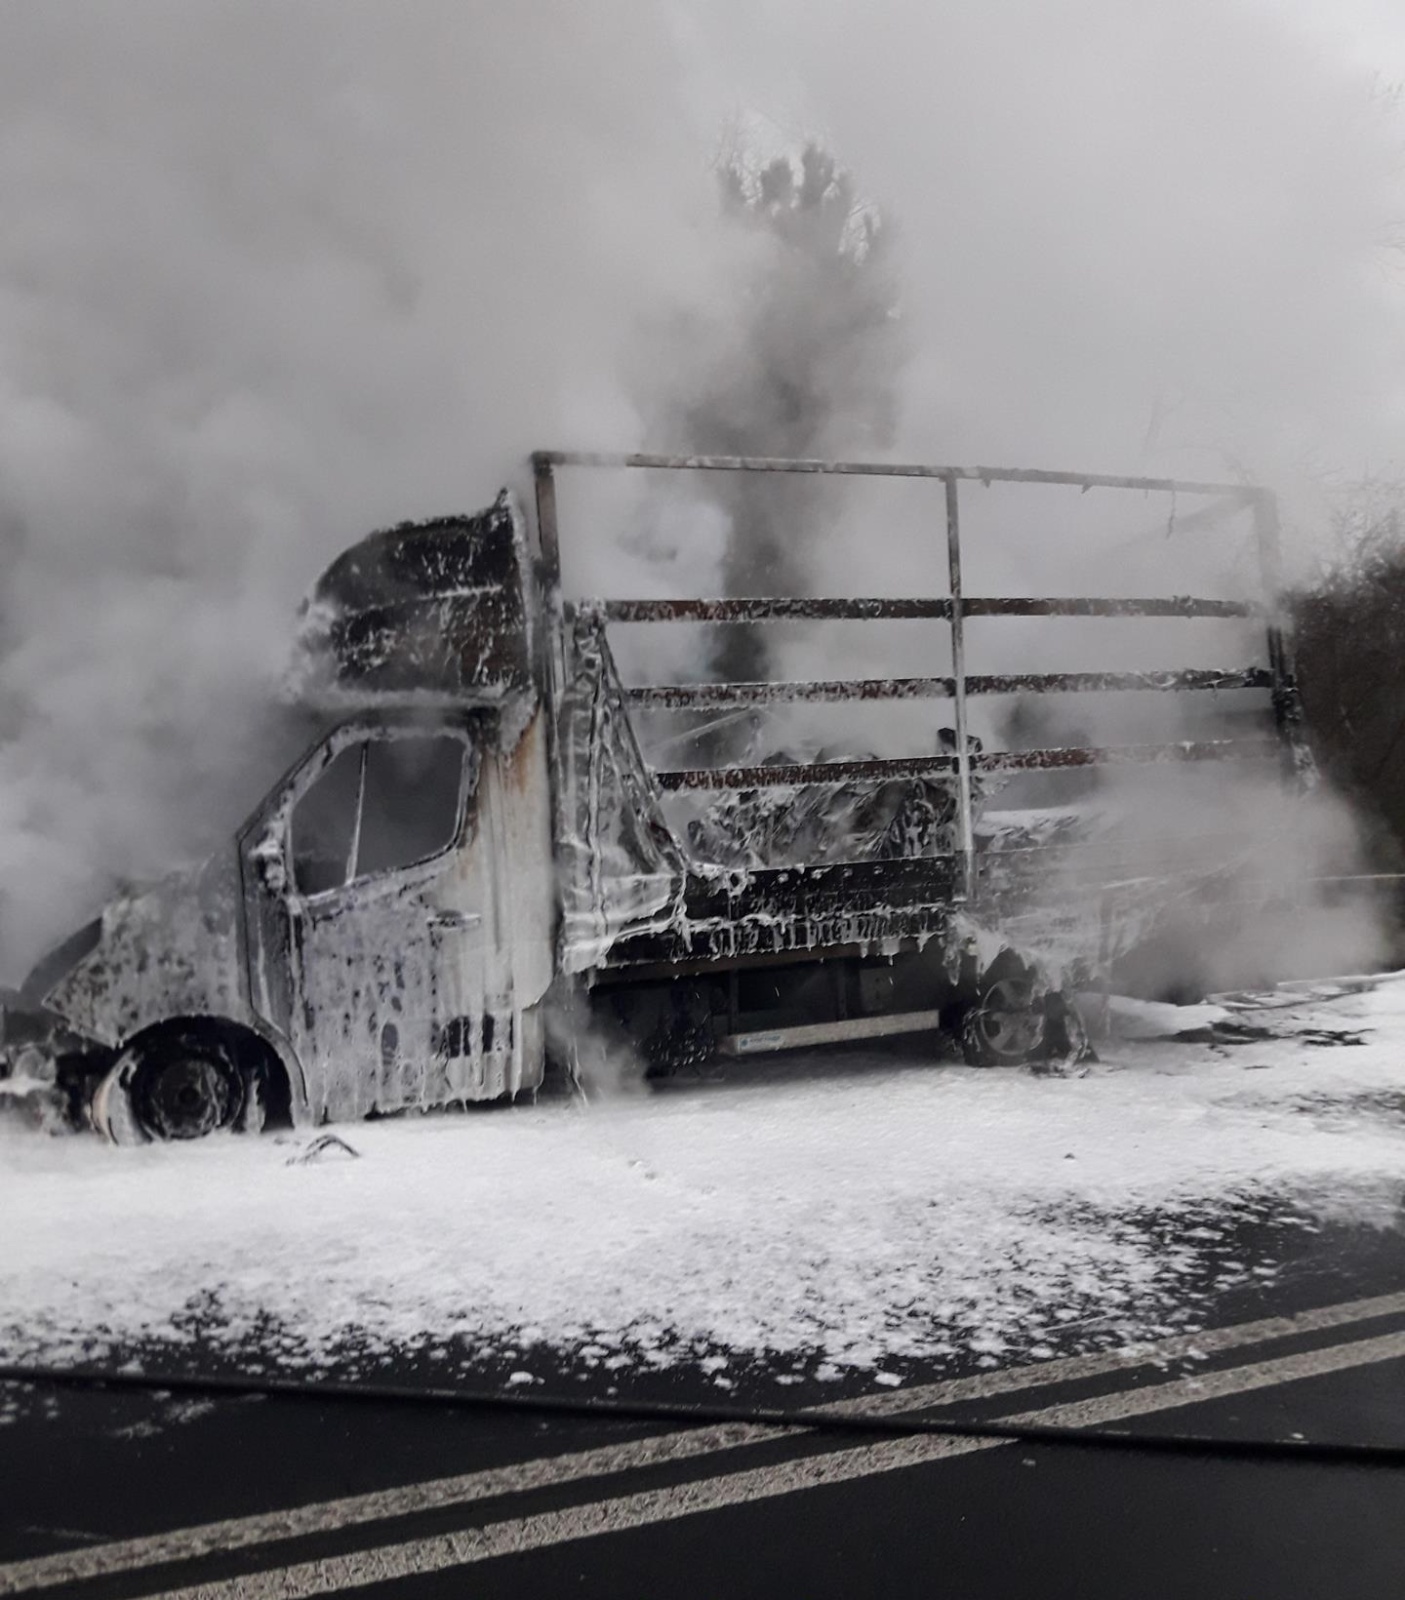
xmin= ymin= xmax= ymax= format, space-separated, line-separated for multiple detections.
xmin=969 ymin=977 xmax=1046 ymax=1064
xmin=137 ymin=1054 xmax=240 ymax=1140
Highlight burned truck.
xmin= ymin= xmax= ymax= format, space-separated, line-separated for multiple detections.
xmin=0 ymin=452 xmax=1304 ymax=1140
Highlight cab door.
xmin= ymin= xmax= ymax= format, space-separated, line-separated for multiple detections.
xmin=241 ymin=720 xmax=485 ymax=1122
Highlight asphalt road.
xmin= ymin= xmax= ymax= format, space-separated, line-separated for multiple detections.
xmin=4 ymin=1208 xmax=1405 ymax=1600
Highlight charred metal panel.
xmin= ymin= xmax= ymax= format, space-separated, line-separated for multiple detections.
xmin=293 ymin=491 xmax=534 ymax=704
xmin=289 ymin=873 xmax=467 ymax=1122
xmin=237 ymin=702 xmax=555 ymax=1120
xmin=603 ymin=859 xmax=957 ymax=967
xmin=239 ymin=718 xmax=503 ymax=1122
xmin=42 ymin=854 xmax=248 ymax=1046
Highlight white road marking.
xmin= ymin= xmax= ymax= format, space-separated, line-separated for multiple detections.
xmin=135 ymin=1329 xmax=1405 ymax=1600
xmin=2 ymin=1287 xmax=1404 ymax=1596
xmin=822 ymin=1286 xmax=1405 ymax=1418
xmin=0 ymin=1424 xmax=773 ymax=1598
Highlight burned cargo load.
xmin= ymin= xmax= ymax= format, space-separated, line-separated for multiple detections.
xmin=0 ymin=452 xmax=1312 ymax=1142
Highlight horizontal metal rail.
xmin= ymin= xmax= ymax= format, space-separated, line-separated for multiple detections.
xmin=535 ymin=450 xmax=1262 ymax=500
xmin=626 ymin=668 xmax=1273 ymax=709
xmin=600 ymin=597 xmax=952 ymax=623
xmin=653 ymin=738 xmax=1281 ymax=791
xmin=629 ymin=677 xmax=953 ymax=707
xmin=597 ymin=596 xmax=1255 ymax=623
xmin=966 ymin=597 xmax=1254 ymax=619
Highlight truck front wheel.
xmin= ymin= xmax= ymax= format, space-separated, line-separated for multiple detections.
xmin=92 ymin=1026 xmax=256 ymax=1143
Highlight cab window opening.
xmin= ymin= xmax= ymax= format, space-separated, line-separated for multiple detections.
xmin=290 ymin=732 xmax=468 ymax=895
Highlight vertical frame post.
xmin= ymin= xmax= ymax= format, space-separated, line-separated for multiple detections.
xmin=531 ymin=453 xmax=566 ymax=702
xmin=944 ymin=474 xmax=977 ymax=902
xmin=532 ymin=453 xmax=563 ymax=587
xmin=1251 ymin=487 xmax=1308 ymax=782
xmin=531 ymin=454 xmax=574 ymax=962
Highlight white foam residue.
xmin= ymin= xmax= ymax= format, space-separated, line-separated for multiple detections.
xmin=2 ymin=979 xmax=1403 ymax=1377
xmin=1100 ymin=995 xmax=1233 ymax=1038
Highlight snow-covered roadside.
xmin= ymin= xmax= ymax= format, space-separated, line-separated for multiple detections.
xmin=2 ymin=981 xmax=1403 ymax=1387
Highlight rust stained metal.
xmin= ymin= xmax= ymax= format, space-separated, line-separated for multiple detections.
xmin=599 ymin=596 xmax=1255 ymax=623
xmin=653 ymin=739 xmax=1283 ymax=792
xmin=625 ymin=668 xmax=1274 ymax=709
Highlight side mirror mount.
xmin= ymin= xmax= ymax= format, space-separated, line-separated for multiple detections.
xmin=250 ymin=832 xmax=288 ymax=895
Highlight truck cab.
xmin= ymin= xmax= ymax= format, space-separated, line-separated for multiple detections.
xmin=5 ymin=493 xmax=557 ymax=1139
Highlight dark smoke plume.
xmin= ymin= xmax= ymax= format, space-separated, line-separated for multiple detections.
xmin=634 ymin=141 xmax=910 ymax=687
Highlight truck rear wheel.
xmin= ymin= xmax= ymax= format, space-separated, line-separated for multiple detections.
xmin=960 ymin=975 xmax=1048 ymax=1067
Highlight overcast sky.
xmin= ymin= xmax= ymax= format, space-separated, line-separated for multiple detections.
xmin=1270 ymin=0 xmax=1405 ymax=76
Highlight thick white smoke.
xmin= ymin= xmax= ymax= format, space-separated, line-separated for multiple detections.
xmin=0 ymin=0 xmax=1401 ymax=978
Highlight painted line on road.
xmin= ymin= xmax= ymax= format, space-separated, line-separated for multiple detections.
xmin=822 ymin=1286 xmax=1405 ymax=1418
xmin=3 ymin=1287 xmax=1404 ymax=1596
xmin=0 ymin=1423 xmax=774 ymax=1598
xmin=134 ymin=1328 xmax=1405 ymax=1599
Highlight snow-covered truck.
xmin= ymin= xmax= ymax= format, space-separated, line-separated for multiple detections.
xmin=0 ymin=452 xmax=1304 ymax=1141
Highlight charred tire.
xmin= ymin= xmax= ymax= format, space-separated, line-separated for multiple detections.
xmin=960 ymin=975 xmax=1048 ymax=1068
xmin=92 ymin=1025 xmax=270 ymax=1144
xmin=1043 ymin=993 xmax=1093 ymax=1069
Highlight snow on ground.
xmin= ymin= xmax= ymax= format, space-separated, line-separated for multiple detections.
xmin=2 ymin=979 xmax=1404 ymax=1385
